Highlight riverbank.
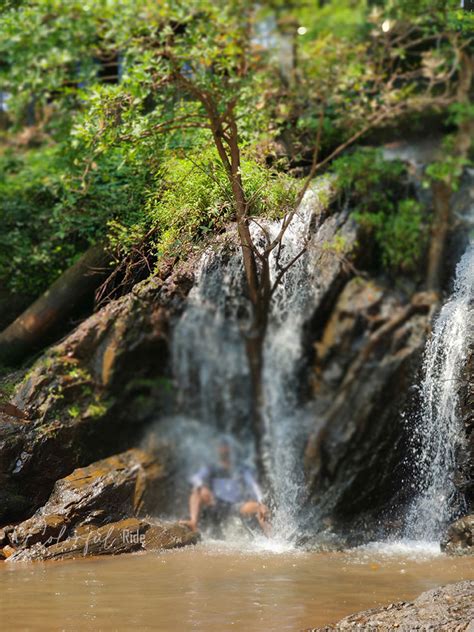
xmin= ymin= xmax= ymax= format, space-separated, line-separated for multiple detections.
xmin=1 ymin=542 xmax=473 ymax=631
xmin=314 ymin=579 xmax=474 ymax=631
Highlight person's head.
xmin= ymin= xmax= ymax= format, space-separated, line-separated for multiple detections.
xmin=217 ymin=435 xmax=232 ymax=467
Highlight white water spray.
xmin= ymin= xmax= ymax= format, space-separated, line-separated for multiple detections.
xmin=405 ymin=244 xmax=473 ymax=540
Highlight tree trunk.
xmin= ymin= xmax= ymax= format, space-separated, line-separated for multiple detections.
xmin=209 ymin=112 xmax=274 ymax=492
xmin=426 ymin=181 xmax=452 ymax=292
xmin=0 ymin=244 xmax=110 ymax=364
xmin=426 ymin=50 xmax=473 ymax=291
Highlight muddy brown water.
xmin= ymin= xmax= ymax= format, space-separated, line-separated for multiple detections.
xmin=1 ymin=540 xmax=473 ymax=631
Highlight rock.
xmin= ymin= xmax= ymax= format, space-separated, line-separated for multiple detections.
xmin=10 ymin=514 xmax=66 ymax=550
xmin=0 ymin=545 xmax=16 ymax=560
xmin=456 ymin=348 xmax=474 ymax=514
xmin=7 ymin=518 xmax=199 ymax=562
xmin=0 ymin=402 xmax=29 ymax=420
xmin=305 ymin=278 xmax=434 ymax=533
xmin=311 ymin=580 xmax=474 ymax=631
xmin=441 ymin=515 xmax=474 ymax=556
xmin=0 ymin=266 xmax=193 ymax=525
xmin=8 ymin=449 xmax=168 ymax=549
xmin=143 ymin=521 xmax=199 ymax=550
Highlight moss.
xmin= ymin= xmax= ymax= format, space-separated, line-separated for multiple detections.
xmin=322 ymin=234 xmax=351 ymax=257
xmin=68 ymin=405 xmax=81 ymax=419
xmin=84 ymin=398 xmax=110 ymax=419
xmin=0 ymin=377 xmax=17 ymax=402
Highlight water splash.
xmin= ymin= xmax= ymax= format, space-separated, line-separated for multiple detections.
xmin=353 ymin=540 xmax=441 ymax=561
xmin=405 ymin=244 xmax=473 ymax=540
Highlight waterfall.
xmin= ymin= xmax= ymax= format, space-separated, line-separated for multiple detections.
xmin=166 ymin=178 xmax=336 ymax=540
xmin=405 ymin=243 xmax=473 ymax=541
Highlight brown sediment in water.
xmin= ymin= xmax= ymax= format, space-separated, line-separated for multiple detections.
xmin=1 ymin=543 xmax=473 ymax=631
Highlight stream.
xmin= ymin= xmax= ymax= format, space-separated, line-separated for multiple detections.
xmin=1 ymin=543 xmax=473 ymax=631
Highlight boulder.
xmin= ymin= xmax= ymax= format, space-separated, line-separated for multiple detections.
xmin=441 ymin=514 xmax=474 ymax=556
xmin=8 ymin=448 xmax=169 ymax=550
xmin=311 ymin=580 xmax=474 ymax=631
xmin=456 ymin=348 xmax=474 ymax=513
xmin=0 ymin=545 xmax=15 ymax=560
xmin=305 ymin=277 xmax=435 ymax=532
xmin=0 ymin=265 xmax=194 ymax=525
xmin=7 ymin=518 xmax=199 ymax=562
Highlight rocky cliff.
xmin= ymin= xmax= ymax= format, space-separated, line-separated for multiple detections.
xmin=1 ymin=165 xmax=472 ymax=554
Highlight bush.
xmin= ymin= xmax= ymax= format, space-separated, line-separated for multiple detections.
xmin=331 ymin=148 xmax=427 ymax=276
xmin=0 ymin=143 xmax=150 ymax=296
xmin=1 ymin=139 xmax=298 ymax=301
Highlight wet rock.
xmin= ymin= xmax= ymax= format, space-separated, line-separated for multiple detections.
xmin=8 ymin=449 xmax=169 ymax=549
xmin=441 ymin=515 xmax=474 ymax=556
xmin=143 ymin=521 xmax=200 ymax=551
xmin=0 ymin=545 xmax=15 ymax=560
xmin=456 ymin=348 xmax=474 ymax=513
xmin=296 ymin=528 xmax=348 ymax=552
xmin=311 ymin=580 xmax=474 ymax=631
xmin=0 ymin=267 xmax=193 ymax=525
xmin=10 ymin=514 xmax=66 ymax=549
xmin=7 ymin=518 xmax=198 ymax=562
xmin=305 ymin=279 xmax=435 ymax=530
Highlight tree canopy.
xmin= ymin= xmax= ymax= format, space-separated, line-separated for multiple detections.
xmin=0 ymin=0 xmax=472 ymax=298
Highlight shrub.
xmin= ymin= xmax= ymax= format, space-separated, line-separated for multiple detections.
xmin=0 ymin=143 xmax=150 ymax=296
xmin=331 ymin=148 xmax=427 ymax=276
xmin=109 ymin=148 xmax=299 ymax=261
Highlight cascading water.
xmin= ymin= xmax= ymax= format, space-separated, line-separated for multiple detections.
xmin=163 ymin=177 xmax=342 ymax=541
xmin=405 ymin=243 xmax=473 ymax=541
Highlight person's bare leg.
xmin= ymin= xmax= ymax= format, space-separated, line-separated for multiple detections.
xmin=181 ymin=487 xmax=214 ymax=532
xmin=240 ymin=501 xmax=271 ymax=537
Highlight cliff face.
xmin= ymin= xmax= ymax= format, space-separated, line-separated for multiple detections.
xmin=304 ymin=279 xmax=434 ymax=534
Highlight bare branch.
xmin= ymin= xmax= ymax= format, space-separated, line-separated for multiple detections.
xmin=270 ymin=242 xmax=308 ymax=298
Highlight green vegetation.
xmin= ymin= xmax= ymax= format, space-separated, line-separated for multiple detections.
xmin=110 ymin=149 xmax=299 ymax=260
xmin=0 ymin=0 xmax=471 ymax=301
xmin=0 ymin=143 xmax=150 ymax=294
xmin=425 ymin=133 xmax=473 ymax=191
xmin=0 ymin=375 xmax=17 ymax=403
xmin=332 ymin=149 xmax=427 ymax=275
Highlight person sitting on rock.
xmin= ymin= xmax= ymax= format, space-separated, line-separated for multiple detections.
xmin=181 ymin=436 xmax=271 ymax=536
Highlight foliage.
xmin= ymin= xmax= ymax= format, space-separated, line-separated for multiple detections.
xmin=0 ymin=375 xmax=17 ymax=402
xmin=424 ymin=134 xmax=473 ymax=191
xmin=0 ymin=0 xmax=471 ymax=300
xmin=109 ymin=148 xmax=299 ymax=259
xmin=0 ymin=143 xmax=150 ymax=295
xmin=332 ymin=149 xmax=427 ymax=275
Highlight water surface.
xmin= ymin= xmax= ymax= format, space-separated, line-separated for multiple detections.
xmin=1 ymin=541 xmax=473 ymax=631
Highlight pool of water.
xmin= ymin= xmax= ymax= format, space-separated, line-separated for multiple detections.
xmin=1 ymin=539 xmax=473 ymax=631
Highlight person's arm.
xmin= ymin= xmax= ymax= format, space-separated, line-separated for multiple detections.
xmin=189 ymin=465 xmax=211 ymax=490
xmin=243 ymin=468 xmax=264 ymax=503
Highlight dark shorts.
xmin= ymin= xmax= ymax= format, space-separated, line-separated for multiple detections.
xmin=202 ymin=499 xmax=241 ymax=523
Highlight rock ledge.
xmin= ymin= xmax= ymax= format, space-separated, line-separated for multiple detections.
xmin=311 ymin=580 xmax=474 ymax=631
